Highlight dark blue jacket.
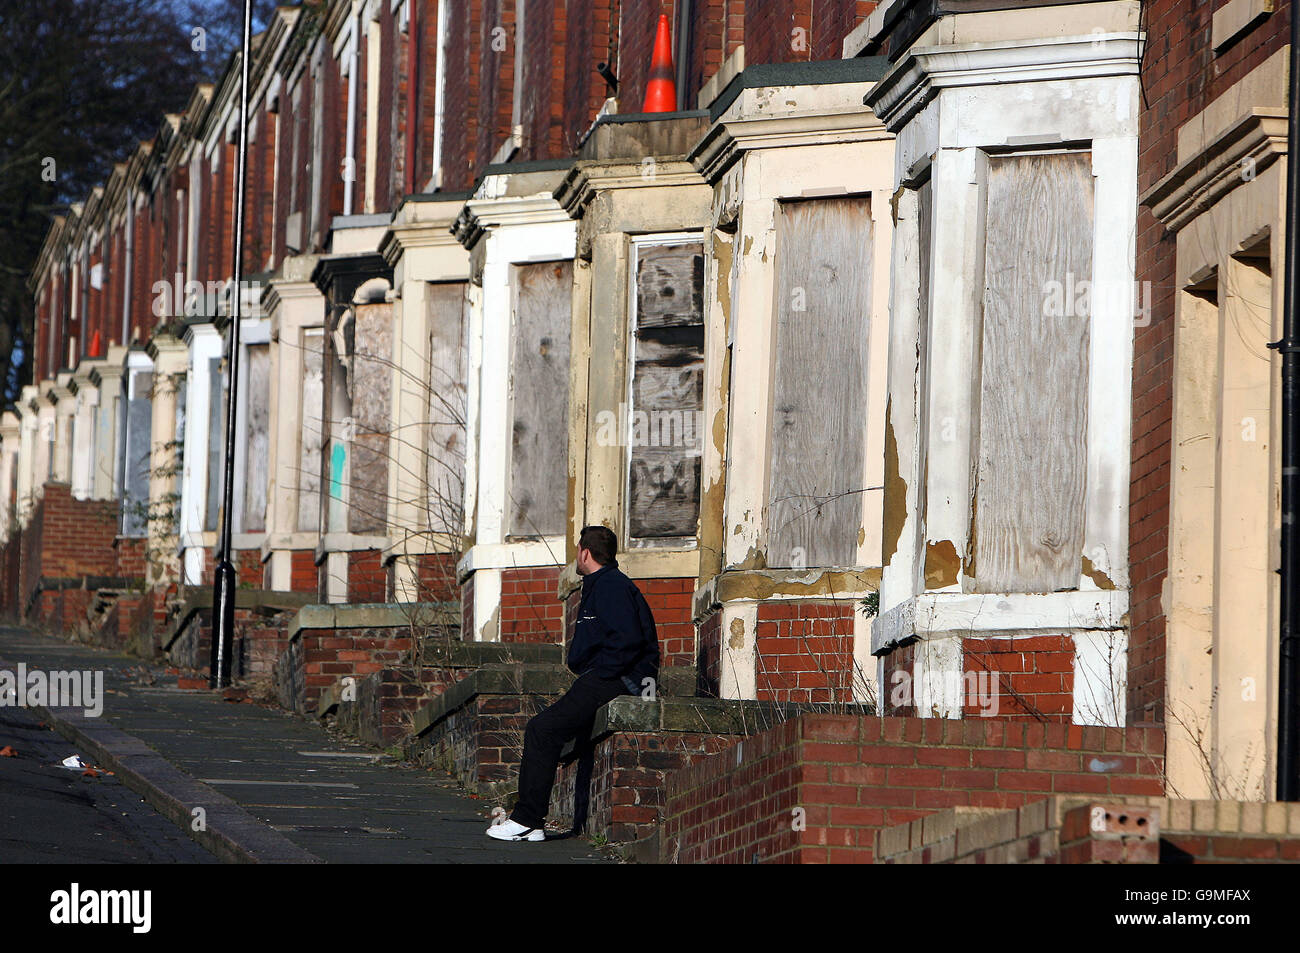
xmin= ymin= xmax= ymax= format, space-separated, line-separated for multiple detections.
xmin=567 ymin=561 xmax=660 ymax=687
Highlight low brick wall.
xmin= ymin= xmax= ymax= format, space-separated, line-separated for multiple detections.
xmin=16 ymin=483 xmax=120 ymax=620
xmin=333 ymin=667 xmax=460 ymax=747
xmin=164 ymin=587 xmax=309 ymax=681
xmin=546 ymin=695 xmax=811 ymax=845
xmin=500 ymin=566 xmax=564 ymax=643
xmin=754 ymin=600 xmax=859 ymax=704
xmin=272 ymin=602 xmax=456 ymax=715
xmin=877 ymin=796 xmax=1300 ymax=864
xmin=412 ymin=661 xmax=572 ymax=794
xmin=661 ymin=714 xmax=1165 ymax=863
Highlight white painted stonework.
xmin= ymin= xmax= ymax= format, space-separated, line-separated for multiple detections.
xmin=261 ymin=254 xmax=324 ymax=591
xmin=179 ymin=322 xmax=223 ymax=586
xmin=691 ymin=72 xmax=896 ymax=702
xmin=455 ymin=171 xmax=575 ymax=641
xmin=379 ymin=196 xmax=470 ymax=601
xmin=866 ymin=2 xmax=1143 ymax=726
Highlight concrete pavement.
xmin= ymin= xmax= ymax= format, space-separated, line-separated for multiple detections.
xmin=0 ymin=626 xmax=614 ymax=864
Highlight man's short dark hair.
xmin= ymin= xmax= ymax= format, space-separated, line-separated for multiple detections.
xmin=579 ymin=525 xmax=617 ymax=566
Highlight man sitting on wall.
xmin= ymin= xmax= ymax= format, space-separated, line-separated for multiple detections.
xmin=487 ymin=524 xmax=659 ymax=842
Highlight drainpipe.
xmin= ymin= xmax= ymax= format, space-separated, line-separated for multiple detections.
xmin=674 ymin=0 xmax=693 ymax=111
xmin=343 ymin=2 xmax=361 ymax=216
xmin=1274 ymin=0 xmax=1300 ymax=801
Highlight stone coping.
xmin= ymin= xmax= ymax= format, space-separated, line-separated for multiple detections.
xmin=412 ymin=657 xmax=865 ymax=744
xmin=164 ymin=586 xmax=316 ymax=652
xmin=286 ymin=601 xmax=459 ymax=640
xmin=876 ymin=795 xmax=1300 ymax=863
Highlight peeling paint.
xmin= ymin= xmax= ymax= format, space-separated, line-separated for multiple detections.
xmin=714 ymin=566 xmax=880 ymax=602
xmin=1081 ymin=554 xmax=1116 ymax=590
xmin=924 ymin=539 xmax=960 ymax=590
xmin=728 ymin=617 xmax=746 ymax=650
xmin=699 ymin=344 xmax=731 ymax=583
xmin=882 ymin=398 xmax=906 ymax=567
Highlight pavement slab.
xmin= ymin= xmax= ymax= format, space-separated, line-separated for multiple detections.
xmin=0 ymin=626 xmax=615 ymax=864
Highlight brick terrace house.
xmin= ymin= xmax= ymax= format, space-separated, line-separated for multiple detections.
xmin=3 ymin=0 xmax=1296 ymax=861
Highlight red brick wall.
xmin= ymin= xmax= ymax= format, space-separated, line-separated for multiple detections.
xmin=754 ymin=600 xmax=857 ymax=703
xmin=114 ymin=537 xmax=147 ymax=580
xmin=637 ymin=577 xmax=694 ymax=667
xmin=261 ymin=549 xmax=318 ymax=594
xmin=439 ymin=0 xmax=483 ymax=189
xmin=475 ymin=0 xmax=517 ymax=169
xmin=376 ymin=6 xmax=398 ymax=212
xmin=1131 ymin=0 xmax=1291 ymax=723
xmin=348 ymin=549 xmax=388 ymax=602
xmin=561 ymin=0 xmax=615 ymax=153
xmin=411 ymin=551 xmax=460 ymax=602
xmin=500 ymin=565 xmax=564 ymax=642
xmin=18 ymin=483 xmax=121 ymax=618
xmin=291 ymin=625 xmax=414 ymax=713
xmin=551 ymin=728 xmax=738 ymax=842
xmin=663 ymin=713 xmax=1166 ymax=863
xmin=462 ymin=572 xmax=476 ymax=640
xmin=697 ymin=608 xmax=721 ymax=696
xmin=963 ymin=635 xmax=1076 ymax=721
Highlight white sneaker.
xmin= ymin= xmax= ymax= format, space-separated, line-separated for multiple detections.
xmin=486 ymin=818 xmax=545 ymax=842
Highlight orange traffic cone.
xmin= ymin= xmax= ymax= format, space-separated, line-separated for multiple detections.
xmin=89 ymin=330 xmax=102 ymax=357
xmin=642 ymin=14 xmax=677 ymax=113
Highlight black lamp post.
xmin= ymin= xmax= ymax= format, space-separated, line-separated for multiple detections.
xmin=209 ymin=0 xmax=254 ymax=689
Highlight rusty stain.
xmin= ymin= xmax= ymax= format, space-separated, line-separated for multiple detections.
xmin=882 ymin=399 xmax=906 ymax=567
xmin=924 ymin=539 xmax=960 ymax=590
xmin=713 ymin=567 xmax=881 ymax=602
xmin=728 ymin=617 xmax=746 ymax=650
xmin=1081 ymin=555 xmax=1116 ymax=590
xmin=890 ymin=184 xmax=905 ymax=225
xmin=698 ymin=345 xmax=731 ymax=583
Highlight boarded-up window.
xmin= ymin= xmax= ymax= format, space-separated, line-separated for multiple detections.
xmin=427 ymin=282 xmax=468 ymax=536
xmin=508 ymin=262 xmax=571 ymax=538
xmin=972 ymin=152 xmax=1093 ymax=593
xmin=297 ymin=329 xmax=324 ymax=532
xmin=627 ymin=241 xmax=704 ymax=540
xmin=204 ymin=357 xmax=222 ymax=531
xmin=237 ymin=343 xmax=270 ymax=533
xmin=349 ymin=302 xmax=393 ymax=534
xmin=121 ymin=369 xmax=152 ymax=538
xmin=767 ymin=197 xmax=873 ymax=567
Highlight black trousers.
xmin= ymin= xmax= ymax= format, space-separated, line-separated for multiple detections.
xmin=509 ymin=670 xmax=628 ymax=830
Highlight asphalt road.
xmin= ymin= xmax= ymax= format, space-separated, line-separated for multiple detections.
xmin=0 ymin=705 xmax=216 ymax=863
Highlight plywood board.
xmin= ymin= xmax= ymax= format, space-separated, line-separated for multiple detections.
xmin=629 ymin=242 xmax=705 ymax=540
xmin=349 ymin=302 xmax=393 ymax=535
xmin=508 ymin=261 xmax=572 ymax=538
xmin=239 ymin=343 xmax=269 ymax=533
xmin=768 ymin=197 xmax=873 ymax=567
xmin=972 ymin=152 xmax=1093 ymax=593
xmin=297 ymin=329 xmax=324 ymax=532
xmin=426 ymin=282 xmax=468 ymax=536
